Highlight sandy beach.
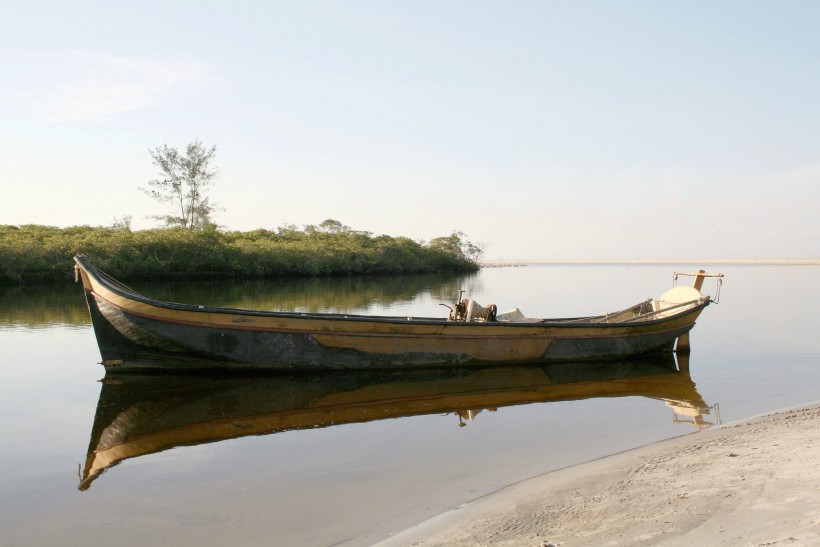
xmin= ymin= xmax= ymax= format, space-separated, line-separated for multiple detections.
xmin=379 ymin=403 xmax=820 ymax=546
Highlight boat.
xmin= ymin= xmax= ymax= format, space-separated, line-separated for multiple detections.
xmin=73 ymin=254 xmax=722 ymax=372
xmin=78 ymin=353 xmax=715 ymax=490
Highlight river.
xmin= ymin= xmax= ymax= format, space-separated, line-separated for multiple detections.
xmin=1 ymin=264 xmax=818 ymax=546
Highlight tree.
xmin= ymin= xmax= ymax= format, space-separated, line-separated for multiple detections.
xmin=142 ymin=140 xmax=220 ymax=229
xmin=111 ymin=215 xmax=132 ymax=231
xmin=428 ymin=231 xmax=486 ymax=263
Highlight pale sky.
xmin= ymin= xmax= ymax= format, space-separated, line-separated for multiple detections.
xmin=1 ymin=1 xmax=818 ymax=259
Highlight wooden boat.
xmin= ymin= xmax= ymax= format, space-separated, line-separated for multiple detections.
xmin=73 ymin=255 xmax=722 ymax=371
xmin=79 ymin=354 xmax=714 ymax=490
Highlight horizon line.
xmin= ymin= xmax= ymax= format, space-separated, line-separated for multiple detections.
xmin=479 ymin=258 xmax=820 ymax=266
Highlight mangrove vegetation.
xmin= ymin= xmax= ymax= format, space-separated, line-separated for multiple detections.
xmin=0 ymin=222 xmax=483 ymax=284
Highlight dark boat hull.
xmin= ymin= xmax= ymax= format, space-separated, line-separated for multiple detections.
xmin=75 ymin=256 xmax=710 ymax=372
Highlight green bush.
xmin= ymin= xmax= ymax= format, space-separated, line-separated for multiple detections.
xmin=0 ymin=223 xmax=481 ymax=284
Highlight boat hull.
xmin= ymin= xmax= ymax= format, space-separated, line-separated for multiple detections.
xmin=76 ymin=256 xmax=709 ymax=372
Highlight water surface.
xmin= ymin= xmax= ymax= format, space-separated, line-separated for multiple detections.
xmin=1 ymin=264 xmax=818 ymax=546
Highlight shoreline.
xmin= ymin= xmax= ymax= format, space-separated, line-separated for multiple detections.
xmin=378 ymin=402 xmax=820 ymax=546
xmin=480 ymin=258 xmax=820 ymax=267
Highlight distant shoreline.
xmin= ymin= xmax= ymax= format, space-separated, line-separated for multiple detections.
xmin=480 ymin=258 xmax=820 ymax=267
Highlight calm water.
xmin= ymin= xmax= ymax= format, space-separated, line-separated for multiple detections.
xmin=1 ymin=264 xmax=818 ymax=546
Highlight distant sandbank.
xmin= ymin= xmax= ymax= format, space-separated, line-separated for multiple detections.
xmin=480 ymin=258 xmax=820 ymax=267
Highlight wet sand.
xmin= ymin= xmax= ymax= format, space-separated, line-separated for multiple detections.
xmin=379 ymin=403 xmax=820 ymax=546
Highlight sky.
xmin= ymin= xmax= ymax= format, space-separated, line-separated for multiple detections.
xmin=1 ymin=1 xmax=818 ymax=259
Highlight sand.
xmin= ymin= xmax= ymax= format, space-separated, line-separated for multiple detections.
xmin=378 ymin=404 xmax=820 ymax=546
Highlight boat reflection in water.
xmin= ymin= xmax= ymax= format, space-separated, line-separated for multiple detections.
xmin=79 ymin=353 xmax=717 ymax=490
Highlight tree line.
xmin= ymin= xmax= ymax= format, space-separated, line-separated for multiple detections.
xmin=0 ymin=223 xmax=481 ymax=284
xmin=0 ymin=141 xmax=484 ymax=283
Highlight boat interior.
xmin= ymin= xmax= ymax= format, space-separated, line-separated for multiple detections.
xmin=447 ymin=271 xmax=723 ymax=325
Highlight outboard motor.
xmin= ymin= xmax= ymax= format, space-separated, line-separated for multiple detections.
xmin=442 ymin=290 xmax=497 ymax=322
